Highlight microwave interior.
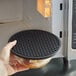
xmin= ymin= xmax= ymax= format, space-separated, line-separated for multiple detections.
xmin=0 ymin=0 xmax=64 ymax=58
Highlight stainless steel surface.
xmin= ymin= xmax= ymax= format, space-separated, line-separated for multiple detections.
xmin=63 ymin=0 xmax=69 ymax=59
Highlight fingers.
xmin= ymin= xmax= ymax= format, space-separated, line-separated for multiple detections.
xmin=0 ymin=61 xmax=8 ymax=76
xmin=6 ymin=65 xmax=15 ymax=75
xmin=15 ymin=68 xmax=29 ymax=74
xmin=0 ymin=40 xmax=17 ymax=63
xmin=4 ymin=40 xmax=17 ymax=51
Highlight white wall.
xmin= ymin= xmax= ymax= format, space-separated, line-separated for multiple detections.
xmin=0 ymin=0 xmax=23 ymax=22
xmin=23 ymin=0 xmax=52 ymax=32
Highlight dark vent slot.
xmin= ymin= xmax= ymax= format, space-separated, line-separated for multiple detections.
xmin=60 ymin=31 xmax=62 ymax=38
xmin=60 ymin=3 xmax=63 ymax=10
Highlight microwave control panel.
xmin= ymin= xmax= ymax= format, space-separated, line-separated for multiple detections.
xmin=72 ymin=0 xmax=76 ymax=49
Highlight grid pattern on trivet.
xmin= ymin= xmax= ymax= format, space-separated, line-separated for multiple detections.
xmin=8 ymin=30 xmax=60 ymax=59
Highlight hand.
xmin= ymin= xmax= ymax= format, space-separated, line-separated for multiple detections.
xmin=0 ymin=40 xmax=29 ymax=76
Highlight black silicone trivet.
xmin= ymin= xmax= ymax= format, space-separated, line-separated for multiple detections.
xmin=8 ymin=30 xmax=60 ymax=59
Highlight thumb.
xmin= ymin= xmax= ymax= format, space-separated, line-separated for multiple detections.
xmin=0 ymin=40 xmax=17 ymax=62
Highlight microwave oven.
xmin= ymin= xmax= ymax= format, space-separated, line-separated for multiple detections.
xmin=0 ymin=0 xmax=73 ymax=76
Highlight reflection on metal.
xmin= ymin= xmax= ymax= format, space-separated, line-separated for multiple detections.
xmin=37 ymin=0 xmax=51 ymax=18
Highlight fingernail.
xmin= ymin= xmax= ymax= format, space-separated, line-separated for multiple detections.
xmin=14 ymin=40 xmax=17 ymax=43
xmin=12 ymin=40 xmax=17 ymax=45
